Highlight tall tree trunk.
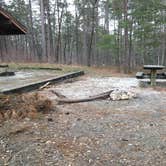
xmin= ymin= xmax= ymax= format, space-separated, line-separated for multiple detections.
xmin=87 ymin=0 xmax=98 ymax=66
xmin=104 ymin=0 xmax=109 ymax=33
xmin=45 ymin=0 xmax=53 ymax=63
xmin=82 ymin=2 xmax=88 ymax=65
xmin=75 ymin=1 xmax=79 ymax=64
xmin=40 ymin=0 xmax=47 ymax=61
xmin=28 ymin=0 xmax=37 ymax=60
xmin=128 ymin=19 xmax=133 ymax=71
xmin=56 ymin=0 xmax=64 ymax=63
xmin=123 ymin=0 xmax=129 ymax=73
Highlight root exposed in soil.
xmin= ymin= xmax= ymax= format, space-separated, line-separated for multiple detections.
xmin=0 ymin=92 xmax=53 ymax=122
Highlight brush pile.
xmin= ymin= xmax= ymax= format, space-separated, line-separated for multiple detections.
xmin=0 ymin=92 xmax=53 ymax=122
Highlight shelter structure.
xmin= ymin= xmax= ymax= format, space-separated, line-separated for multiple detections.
xmin=0 ymin=7 xmax=27 ymax=35
xmin=0 ymin=7 xmax=27 ymax=76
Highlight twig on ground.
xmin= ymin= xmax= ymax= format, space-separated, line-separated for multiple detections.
xmin=50 ymin=90 xmax=67 ymax=98
xmin=39 ymin=82 xmax=50 ymax=90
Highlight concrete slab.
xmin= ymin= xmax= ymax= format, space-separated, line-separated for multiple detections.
xmin=0 ymin=70 xmax=60 ymax=91
xmin=0 ymin=71 xmax=84 ymax=94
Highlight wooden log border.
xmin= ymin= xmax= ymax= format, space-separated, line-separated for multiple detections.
xmin=1 ymin=71 xmax=84 ymax=94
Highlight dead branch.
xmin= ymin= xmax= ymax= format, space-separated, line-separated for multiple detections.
xmin=39 ymin=82 xmax=50 ymax=90
xmin=50 ymin=90 xmax=67 ymax=98
xmin=55 ymin=90 xmax=113 ymax=104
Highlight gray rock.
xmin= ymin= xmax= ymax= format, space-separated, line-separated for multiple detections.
xmin=110 ymin=90 xmax=136 ymax=101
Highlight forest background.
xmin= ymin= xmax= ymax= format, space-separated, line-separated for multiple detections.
xmin=0 ymin=0 xmax=165 ymax=73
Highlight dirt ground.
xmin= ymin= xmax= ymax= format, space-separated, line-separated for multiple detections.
xmin=0 ymin=75 xmax=166 ymax=166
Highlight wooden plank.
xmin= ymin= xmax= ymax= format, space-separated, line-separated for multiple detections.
xmin=0 ymin=64 xmax=8 ymax=68
xmin=0 ymin=71 xmax=15 ymax=76
xmin=139 ymin=80 xmax=166 ymax=88
xmin=1 ymin=71 xmax=84 ymax=94
xmin=143 ymin=65 xmax=165 ymax=70
xmin=18 ymin=67 xmax=62 ymax=71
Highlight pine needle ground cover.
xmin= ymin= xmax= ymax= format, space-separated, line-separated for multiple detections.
xmin=0 ymin=93 xmax=53 ymax=122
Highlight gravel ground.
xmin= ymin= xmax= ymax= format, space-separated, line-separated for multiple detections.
xmin=0 ymin=76 xmax=166 ymax=166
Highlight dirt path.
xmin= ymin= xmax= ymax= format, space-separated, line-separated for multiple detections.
xmin=0 ymin=76 xmax=166 ymax=165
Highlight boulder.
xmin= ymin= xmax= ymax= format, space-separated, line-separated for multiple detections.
xmin=110 ymin=90 xmax=136 ymax=101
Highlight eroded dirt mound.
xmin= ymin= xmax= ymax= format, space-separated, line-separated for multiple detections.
xmin=0 ymin=93 xmax=53 ymax=122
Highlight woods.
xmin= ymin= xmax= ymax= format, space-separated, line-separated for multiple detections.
xmin=0 ymin=0 xmax=165 ymax=72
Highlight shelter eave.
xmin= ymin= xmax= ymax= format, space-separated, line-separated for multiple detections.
xmin=0 ymin=7 xmax=27 ymax=35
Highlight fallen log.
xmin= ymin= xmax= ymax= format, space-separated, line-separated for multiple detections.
xmin=0 ymin=64 xmax=8 ymax=68
xmin=19 ymin=66 xmax=62 ymax=71
xmin=55 ymin=90 xmax=113 ymax=104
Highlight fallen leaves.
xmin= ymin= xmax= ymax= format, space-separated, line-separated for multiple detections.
xmin=0 ymin=92 xmax=54 ymax=122
xmin=7 ymin=125 xmax=31 ymax=136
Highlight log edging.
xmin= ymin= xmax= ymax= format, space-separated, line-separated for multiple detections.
xmin=1 ymin=71 xmax=84 ymax=94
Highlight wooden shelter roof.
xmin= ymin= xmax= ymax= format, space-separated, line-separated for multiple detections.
xmin=0 ymin=7 xmax=27 ymax=35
